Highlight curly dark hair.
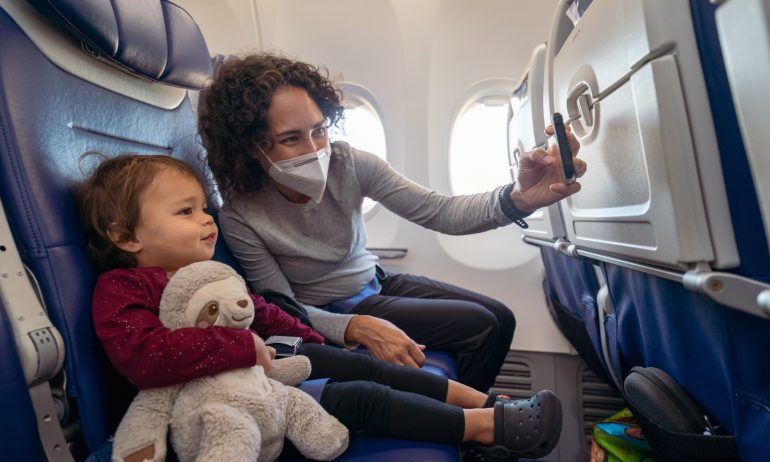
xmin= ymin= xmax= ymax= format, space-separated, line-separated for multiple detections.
xmin=74 ymin=153 xmax=204 ymax=271
xmin=198 ymin=53 xmax=344 ymax=199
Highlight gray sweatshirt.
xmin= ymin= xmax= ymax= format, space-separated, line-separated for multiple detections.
xmin=219 ymin=141 xmax=513 ymax=345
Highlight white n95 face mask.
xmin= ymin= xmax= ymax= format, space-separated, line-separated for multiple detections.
xmin=262 ymin=145 xmax=331 ymax=204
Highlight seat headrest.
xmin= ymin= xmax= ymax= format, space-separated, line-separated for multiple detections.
xmin=28 ymin=0 xmax=212 ymax=88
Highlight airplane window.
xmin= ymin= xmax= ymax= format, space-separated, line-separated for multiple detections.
xmin=449 ymin=96 xmax=511 ymax=195
xmin=330 ymin=96 xmax=387 ymax=215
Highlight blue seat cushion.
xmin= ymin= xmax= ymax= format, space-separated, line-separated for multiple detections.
xmin=87 ymin=434 xmax=459 ymax=462
xmin=421 ymin=350 xmax=458 ymax=381
xmin=280 ymin=435 xmax=459 ymax=462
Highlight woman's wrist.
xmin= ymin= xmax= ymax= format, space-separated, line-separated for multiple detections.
xmin=344 ymin=315 xmax=364 ymax=344
xmin=508 ymin=186 xmax=536 ymax=215
xmin=499 ymin=183 xmax=532 ymax=228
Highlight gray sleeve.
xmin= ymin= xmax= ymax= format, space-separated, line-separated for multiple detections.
xmin=220 ymin=209 xmax=357 ymax=346
xmin=353 ymin=149 xmax=513 ymax=234
xmin=302 ymin=304 xmax=359 ymax=349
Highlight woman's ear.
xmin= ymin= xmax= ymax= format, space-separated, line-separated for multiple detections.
xmin=252 ymin=146 xmax=272 ymax=173
xmin=106 ymin=223 xmax=143 ymax=253
xmin=251 ymin=140 xmax=266 ymax=157
xmin=249 ymin=143 xmax=261 ymax=160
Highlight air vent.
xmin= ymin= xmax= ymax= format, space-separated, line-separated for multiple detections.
xmin=579 ymin=364 xmax=625 ymax=448
xmin=491 ymin=358 xmax=533 ymax=399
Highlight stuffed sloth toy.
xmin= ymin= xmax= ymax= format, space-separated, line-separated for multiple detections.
xmin=111 ymin=261 xmax=349 ymax=462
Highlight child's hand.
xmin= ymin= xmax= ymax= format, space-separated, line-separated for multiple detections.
xmin=252 ymin=332 xmax=276 ymax=374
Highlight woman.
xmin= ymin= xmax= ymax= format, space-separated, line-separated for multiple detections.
xmin=199 ymin=53 xmax=585 ymax=392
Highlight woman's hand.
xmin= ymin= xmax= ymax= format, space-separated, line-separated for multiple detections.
xmin=511 ymin=125 xmax=587 ymax=213
xmin=252 ymin=332 xmax=276 ymax=375
xmin=345 ymin=315 xmax=426 ymax=368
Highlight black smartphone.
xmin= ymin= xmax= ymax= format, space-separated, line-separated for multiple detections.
xmin=264 ymin=335 xmax=303 ymax=358
xmin=552 ymin=112 xmax=576 ymax=184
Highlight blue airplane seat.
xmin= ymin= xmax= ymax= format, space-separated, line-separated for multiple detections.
xmin=539 ymin=247 xmax=615 ymax=387
xmin=0 ymin=1 xmax=458 ymax=460
xmin=693 ymin=4 xmax=770 ymax=455
xmin=691 ymin=5 xmax=770 ymax=456
xmin=600 ymin=2 xmax=770 ymax=459
xmin=0 ymin=0 xmax=210 ymax=451
xmin=536 ymin=0 xmax=769 ymax=459
xmin=688 ymin=0 xmax=770 ymax=284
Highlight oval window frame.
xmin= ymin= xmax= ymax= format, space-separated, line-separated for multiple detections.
xmin=448 ymin=78 xmax=516 ymax=197
xmin=438 ymin=78 xmax=541 ymax=272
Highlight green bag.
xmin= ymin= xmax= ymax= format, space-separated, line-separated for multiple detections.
xmin=591 ymin=408 xmax=655 ymax=462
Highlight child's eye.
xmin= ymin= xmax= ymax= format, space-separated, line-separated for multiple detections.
xmin=177 ymin=207 xmax=193 ymax=215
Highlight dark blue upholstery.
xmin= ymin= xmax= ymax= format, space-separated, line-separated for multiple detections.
xmin=603 ymin=263 xmax=770 ymax=459
xmin=421 ymin=350 xmax=458 ymax=381
xmin=596 ymin=3 xmax=770 ymax=459
xmin=0 ymin=4 xmax=191 ymax=448
xmin=0 ymin=1 xmax=459 ymax=460
xmin=87 ymin=432 xmax=460 ymax=462
xmin=281 ymin=437 xmax=459 ymax=462
xmin=28 ymin=0 xmax=212 ymax=88
xmin=689 ymin=0 xmax=770 ymax=283
xmin=539 ymin=247 xmax=614 ymax=386
xmin=535 ymin=3 xmax=770 ymax=460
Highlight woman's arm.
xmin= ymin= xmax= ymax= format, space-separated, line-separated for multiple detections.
xmin=302 ymin=304 xmax=358 ymax=348
xmin=93 ymin=269 xmax=257 ymax=389
xmin=353 ymin=148 xmax=512 ymax=235
xmin=353 ymin=134 xmax=584 ymax=228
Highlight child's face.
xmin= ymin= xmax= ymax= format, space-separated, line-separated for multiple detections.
xmin=130 ymin=169 xmax=217 ymax=272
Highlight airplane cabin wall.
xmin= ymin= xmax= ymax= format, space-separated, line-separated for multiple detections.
xmin=178 ymin=1 xmax=262 ymax=53
xmin=178 ymin=0 xmax=572 ymax=354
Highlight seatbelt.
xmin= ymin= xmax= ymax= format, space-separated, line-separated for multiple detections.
xmin=0 ymin=199 xmax=75 ymax=462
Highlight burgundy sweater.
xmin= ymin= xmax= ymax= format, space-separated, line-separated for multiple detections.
xmin=92 ymin=266 xmax=324 ymax=389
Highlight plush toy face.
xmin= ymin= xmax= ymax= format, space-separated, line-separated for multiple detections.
xmin=183 ymin=276 xmax=255 ymax=328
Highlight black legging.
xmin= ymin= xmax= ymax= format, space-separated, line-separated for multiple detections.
xmin=299 ymin=343 xmax=465 ymax=444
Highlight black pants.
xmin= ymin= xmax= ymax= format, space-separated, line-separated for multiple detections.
xmin=299 ymin=343 xmax=465 ymax=444
xmin=352 ymin=272 xmax=516 ymax=392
